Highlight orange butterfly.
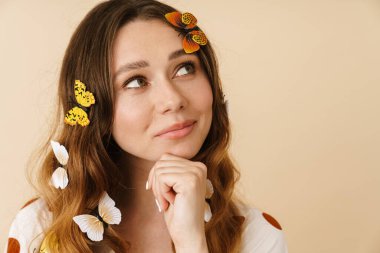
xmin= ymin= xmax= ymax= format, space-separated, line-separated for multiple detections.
xmin=165 ymin=11 xmax=208 ymax=54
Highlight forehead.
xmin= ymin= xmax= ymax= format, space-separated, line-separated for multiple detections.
xmin=112 ymin=19 xmax=184 ymax=69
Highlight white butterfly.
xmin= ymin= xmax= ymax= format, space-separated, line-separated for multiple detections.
xmin=73 ymin=192 xmax=122 ymax=242
xmin=205 ymin=179 xmax=214 ymax=199
xmin=204 ymin=202 xmax=212 ymax=222
xmin=50 ymin=140 xmax=69 ymax=189
xmin=204 ymin=179 xmax=214 ymax=222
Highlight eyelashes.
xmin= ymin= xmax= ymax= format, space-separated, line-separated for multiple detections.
xmin=123 ymin=75 xmax=147 ymax=89
xmin=122 ymin=61 xmax=196 ymax=90
xmin=175 ymin=61 xmax=196 ymax=77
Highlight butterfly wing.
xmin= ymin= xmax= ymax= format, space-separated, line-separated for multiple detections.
xmin=51 ymin=167 xmax=69 ymax=189
xmin=205 ymin=179 xmax=214 ymax=199
xmin=50 ymin=141 xmax=69 ymax=165
xmin=98 ymin=192 xmax=122 ymax=225
xmin=73 ymin=214 xmax=104 ymax=242
xmin=165 ymin=11 xmax=197 ymax=29
xmin=64 ymin=106 xmax=90 ymax=127
xmin=74 ymin=80 xmax=95 ymax=108
xmin=183 ymin=30 xmax=207 ymax=54
xmin=190 ymin=30 xmax=207 ymax=45
xmin=165 ymin=11 xmax=185 ymax=28
xmin=64 ymin=80 xmax=94 ymax=127
xmin=181 ymin=12 xmax=197 ymax=29
xmin=39 ymin=233 xmax=59 ymax=252
xmin=183 ymin=32 xmax=200 ymax=54
xmin=204 ymin=201 xmax=212 ymax=222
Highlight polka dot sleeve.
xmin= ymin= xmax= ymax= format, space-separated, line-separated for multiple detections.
xmin=4 ymin=198 xmax=52 ymax=253
xmin=240 ymin=206 xmax=289 ymax=253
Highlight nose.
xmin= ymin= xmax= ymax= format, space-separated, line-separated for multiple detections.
xmin=153 ymin=77 xmax=187 ymax=114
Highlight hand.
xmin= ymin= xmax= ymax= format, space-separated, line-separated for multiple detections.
xmin=146 ymin=153 xmax=209 ymax=252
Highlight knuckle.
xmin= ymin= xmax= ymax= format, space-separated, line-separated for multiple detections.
xmin=160 ymin=153 xmax=170 ymax=160
xmin=195 ymin=162 xmax=207 ymax=175
xmin=193 ymin=164 xmax=206 ymax=178
xmin=154 ymin=166 xmax=163 ymax=174
xmin=156 ymin=172 xmax=164 ymax=182
xmin=187 ymin=174 xmax=199 ymax=189
xmin=155 ymin=160 xmax=164 ymax=168
xmin=195 ymin=161 xmax=207 ymax=170
xmin=193 ymin=169 xmax=203 ymax=179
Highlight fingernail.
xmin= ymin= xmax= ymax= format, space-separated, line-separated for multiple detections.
xmin=145 ymin=180 xmax=149 ymax=190
xmin=155 ymin=198 xmax=162 ymax=212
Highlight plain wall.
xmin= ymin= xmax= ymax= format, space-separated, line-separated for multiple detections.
xmin=1 ymin=0 xmax=379 ymax=252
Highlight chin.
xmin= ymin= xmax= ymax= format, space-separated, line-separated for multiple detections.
xmin=156 ymin=145 xmax=201 ymax=160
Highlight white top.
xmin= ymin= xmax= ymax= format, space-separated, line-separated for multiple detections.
xmin=239 ymin=204 xmax=288 ymax=253
xmin=4 ymin=198 xmax=288 ymax=253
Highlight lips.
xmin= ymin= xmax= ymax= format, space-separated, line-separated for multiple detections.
xmin=155 ymin=120 xmax=196 ymax=137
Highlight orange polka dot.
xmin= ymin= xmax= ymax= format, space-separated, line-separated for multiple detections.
xmin=262 ymin=212 xmax=282 ymax=230
xmin=7 ymin=237 xmax=20 ymax=253
xmin=20 ymin=197 xmax=39 ymax=209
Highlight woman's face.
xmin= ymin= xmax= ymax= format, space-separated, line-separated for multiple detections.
xmin=111 ymin=19 xmax=213 ymax=162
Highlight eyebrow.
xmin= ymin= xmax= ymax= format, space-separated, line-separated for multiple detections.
xmin=113 ymin=49 xmax=189 ymax=79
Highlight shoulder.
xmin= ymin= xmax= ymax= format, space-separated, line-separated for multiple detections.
xmin=237 ymin=203 xmax=289 ymax=253
xmin=5 ymin=198 xmax=53 ymax=253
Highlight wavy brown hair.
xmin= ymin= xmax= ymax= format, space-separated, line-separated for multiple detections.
xmin=29 ymin=0 xmax=246 ymax=252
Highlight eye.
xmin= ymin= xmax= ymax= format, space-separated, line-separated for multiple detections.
xmin=175 ymin=62 xmax=195 ymax=77
xmin=123 ymin=76 xmax=148 ymax=89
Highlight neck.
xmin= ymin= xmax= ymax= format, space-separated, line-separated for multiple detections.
xmin=115 ymin=152 xmax=158 ymax=216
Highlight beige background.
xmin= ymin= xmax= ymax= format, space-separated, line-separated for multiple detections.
xmin=1 ymin=0 xmax=379 ymax=252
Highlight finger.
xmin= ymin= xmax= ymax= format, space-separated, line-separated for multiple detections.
xmin=147 ymin=164 xmax=155 ymax=190
xmin=153 ymin=169 xmax=186 ymax=211
xmin=159 ymin=152 xmax=189 ymax=161
xmin=162 ymin=171 xmax=201 ymax=195
xmin=153 ymin=171 xmax=166 ymax=212
xmin=146 ymin=159 xmax=172 ymax=190
xmin=147 ymin=156 xmax=207 ymax=192
xmin=161 ymin=153 xmax=208 ymax=177
xmin=150 ymin=163 xmax=205 ymax=197
xmin=147 ymin=160 xmax=191 ymax=190
xmin=156 ymin=157 xmax=208 ymax=178
xmin=155 ymin=172 xmax=188 ymax=211
xmin=156 ymin=174 xmax=175 ymax=211
xmin=148 ymin=161 xmax=202 ymax=193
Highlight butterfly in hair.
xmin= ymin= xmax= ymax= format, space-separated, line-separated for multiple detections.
xmin=50 ymin=140 xmax=69 ymax=189
xmin=64 ymin=80 xmax=95 ymax=127
xmin=73 ymin=192 xmax=122 ymax=242
xmin=165 ymin=11 xmax=208 ymax=54
xmin=204 ymin=179 xmax=214 ymax=222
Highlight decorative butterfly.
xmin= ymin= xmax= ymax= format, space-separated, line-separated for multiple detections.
xmin=73 ymin=192 xmax=122 ymax=242
xmin=64 ymin=80 xmax=95 ymax=127
xmin=50 ymin=140 xmax=69 ymax=189
xmin=204 ymin=179 xmax=214 ymax=222
xmin=39 ymin=233 xmax=59 ymax=253
xmin=164 ymin=11 xmax=208 ymax=54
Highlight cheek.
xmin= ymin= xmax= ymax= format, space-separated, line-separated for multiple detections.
xmin=112 ymin=98 xmax=147 ymax=138
xmin=191 ymin=79 xmax=213 ymax=112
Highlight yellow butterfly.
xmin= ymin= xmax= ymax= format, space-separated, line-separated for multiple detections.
xmin=64 ymin=80 xmax=95 ymax=127
xmin=39 ymin=233 xmax=59 ymax=253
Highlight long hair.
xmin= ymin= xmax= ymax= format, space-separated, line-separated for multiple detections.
xmin=29 ymin=0 xmax=245 ymax=252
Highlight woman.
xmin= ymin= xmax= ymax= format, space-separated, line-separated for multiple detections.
xmin=5 ymin=0 xmax=288 ymax=252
